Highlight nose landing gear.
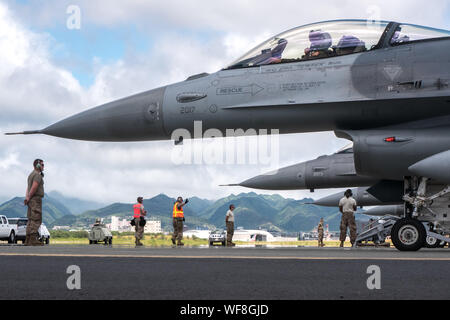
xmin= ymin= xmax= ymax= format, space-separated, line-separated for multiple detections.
xmin=391 ymin=218 xmax=426 ymax=251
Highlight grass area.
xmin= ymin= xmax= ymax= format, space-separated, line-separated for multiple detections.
xmin=49 ymin=231 xmax=392 ymax=247
xmin=51 ymin=234 xmax=207 ymax=246
xmin=50 ymin=235 xmax=378 ymax=247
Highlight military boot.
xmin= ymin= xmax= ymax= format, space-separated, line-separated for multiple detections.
xmin=339 ymin=241 xmax=344 ymax=248
xmin=171 ymin=237 xmax=176 ymax=245
xmin=24 ymin=235 xmax=30 ymax=246
xmin=177 ymin=240 xmax=184 ymax=246
xmin=29 ymin=234 xmax=44 ymax=246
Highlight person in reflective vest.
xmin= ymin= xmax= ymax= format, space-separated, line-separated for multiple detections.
xmin=172 ymin=196 xmax=189 ymax=246
xmin=133 ymin=197 xmax=147 ymax=246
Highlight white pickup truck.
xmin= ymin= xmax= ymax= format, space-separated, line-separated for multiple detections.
xmin=0 ymin=215 xmax=18 ymax=244
xmin=8 ymin=218 xmax=51 ymax=244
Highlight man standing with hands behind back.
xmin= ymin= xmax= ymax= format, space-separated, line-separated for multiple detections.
xmin=339 ymin=189 xmax=358 ymax=248
xmin=24 ymin=159 xmax=45 ymax=246
xmin=226 ymin=204 xmax=236 ymax=247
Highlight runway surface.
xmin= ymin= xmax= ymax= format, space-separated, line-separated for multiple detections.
xmin=0 ymin=244 xmax=449 ymax=300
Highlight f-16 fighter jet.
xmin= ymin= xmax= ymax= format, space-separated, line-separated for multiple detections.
xmin=7 ymin=20 xmax=450 ymax=251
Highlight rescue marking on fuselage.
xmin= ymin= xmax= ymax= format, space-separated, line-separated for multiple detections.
xmin=216 ymin=84 xmax=264 ymax=96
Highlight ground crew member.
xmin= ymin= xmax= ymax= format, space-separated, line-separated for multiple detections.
xmin=133 ymin=197 xmax=147 ymax=246
xmin=317 ymin=218 xmax=325 ymax=247
xmin=172 ymin=197 xmax=188 ymax=246
xmin=226 ymin=204 xmax=236 ymax=247
xmin=339 ymin=189 xmax=357 ymax=247
xmin=24 ymin=159 xmax=45 ymax=246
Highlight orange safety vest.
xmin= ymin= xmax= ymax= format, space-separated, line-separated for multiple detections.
xmin=133 ymin=203 xmax=142 ymax=218
xmin=173 ymin=203 xmax=184 ymax=218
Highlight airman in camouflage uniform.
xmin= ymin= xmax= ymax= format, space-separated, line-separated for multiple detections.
xmin=317 ymin=218 xmax=325 ymax=247
xmin=172 ymin=197 xmax=189 ymax=246
xmin=226 ymin=204 xmax=236 ymax=246
xmin=24 ymin=159 xmax=45 ymax=246
xmin=133 ymin=197 xmax=147 ymax=246
xmin=339 ymin=189 xmax=358 ymax=247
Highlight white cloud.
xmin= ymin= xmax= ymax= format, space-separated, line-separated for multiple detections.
xmin=7 ymin=0 xmax=449 ymax=34
xmin=0 ymin=0 xmax=448 ymax=205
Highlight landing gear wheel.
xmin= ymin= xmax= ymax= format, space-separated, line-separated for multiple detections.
xmin=425 ymin=236 xmax=440 ymax=248
xmin=109 ymin=238 xmax=112 ymax=245
xmin=391 ymin=218 xmax=426 ymax=251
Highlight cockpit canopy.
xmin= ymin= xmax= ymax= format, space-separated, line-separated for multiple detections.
xmin=391 ymin=23 xmax=450 ymax=44
xmin=226 ymin=20 xmax=450 ymax=69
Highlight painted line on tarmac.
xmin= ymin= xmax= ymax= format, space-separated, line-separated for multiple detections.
xmin=1 ymin=252 xmax=450 ymax=261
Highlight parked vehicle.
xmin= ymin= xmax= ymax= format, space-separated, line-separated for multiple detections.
xmin=88 ymin=219 xmax=112 ymax=245
xmin=7 ymin=218 xmax=51 ymax=244
xmin=209 ymin=229 xmax=226 ymax=246
xmin=0 ymin=215 xmax=18 ymax=244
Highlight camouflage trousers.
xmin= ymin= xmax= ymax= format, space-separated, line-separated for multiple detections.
xmin=340 ymin=212 xmax=357 ymax=243
xmin=226 ymin=221 xmax=234 ymax=244
xmin=172 ymin=218 xmax=183 ymax=242
xmin=318 ymin=230 xmax=324 ymax=246
xmin=26 ymin=197 xmax=42 ymax=237
xmin=134 ymin=218 xmax=144 ymax=241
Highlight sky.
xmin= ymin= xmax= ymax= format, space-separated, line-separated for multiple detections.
xmin=0 ymin=0 xmax=449 ymax=204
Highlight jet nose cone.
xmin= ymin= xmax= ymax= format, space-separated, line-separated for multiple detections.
xmin=43 ymin=87 xmax=168 ymax=142
xmin=312 ymin=195 xmax=339 ymax=207
xmin=239 ymin=163 xmax=306 ymax=190
xmin=313 ymin=189 xmax=347 ymax=207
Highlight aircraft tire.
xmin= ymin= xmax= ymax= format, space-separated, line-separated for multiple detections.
xmin=391 ymin=218 xmax=426 ymax=251
xmin=425 ymin=236 xmax=441 ymax=248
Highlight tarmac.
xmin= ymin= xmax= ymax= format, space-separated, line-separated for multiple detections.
xmin=0 ymin=244 xmax=449 ymax=300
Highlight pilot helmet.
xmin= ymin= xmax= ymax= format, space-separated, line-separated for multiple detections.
xmin=309 ymin=30 xmax=332 ymax=51
xmin=336 ymin=35 xmax=366 ymax=53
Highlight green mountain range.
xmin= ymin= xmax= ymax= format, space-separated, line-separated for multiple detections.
xmin=0 ymin=194 xmax=71 ymax=225
xmin=47 ymin=191 xmax=106 ymax=215
xmin=0 ymin=192 xmax=361 ymax=232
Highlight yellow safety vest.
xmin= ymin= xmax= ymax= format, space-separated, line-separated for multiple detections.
xmin=173 ymin=203 xmax=184 ymax=218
